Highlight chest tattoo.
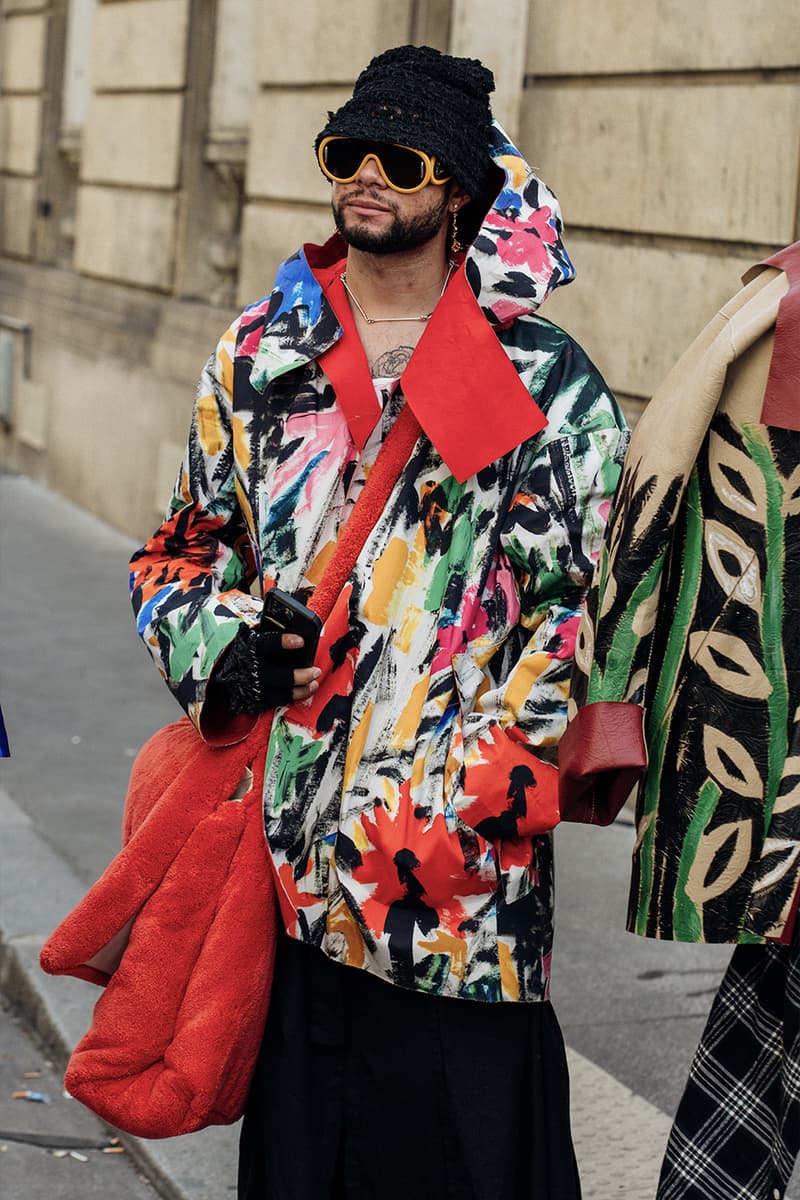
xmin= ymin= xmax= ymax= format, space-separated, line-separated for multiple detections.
xmin=370 ymin=346 xmax=414 ymax=378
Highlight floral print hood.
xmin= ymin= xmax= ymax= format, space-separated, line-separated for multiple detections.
xmin=467 ymin=121 xmax=575 ymax=325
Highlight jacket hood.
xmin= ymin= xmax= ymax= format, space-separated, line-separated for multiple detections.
xmin=467 ymin=121 xmax=574 ymax=325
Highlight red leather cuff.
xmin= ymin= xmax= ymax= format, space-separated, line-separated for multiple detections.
xmin=558 ymin=702 xmax=647 ymax=826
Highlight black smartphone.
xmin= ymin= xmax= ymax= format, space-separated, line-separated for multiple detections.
xmin=259 ymin=588 xmax=322 ymax=668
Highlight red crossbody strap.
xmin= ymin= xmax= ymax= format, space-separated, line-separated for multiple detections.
xmin=309 ymin=404 xmax=421 ymax=622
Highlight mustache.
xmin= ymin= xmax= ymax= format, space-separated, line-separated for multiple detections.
xmin=341 ymin=189 xmax=396 ymax=208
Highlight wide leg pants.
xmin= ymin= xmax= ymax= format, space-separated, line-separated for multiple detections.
xmin=238 ymin=936 xmax=582 ymax=1200
xmin=657 ymin=923 xmax=800 ymax=1200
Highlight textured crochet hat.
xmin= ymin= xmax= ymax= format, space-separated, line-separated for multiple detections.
xmin=315 ymin=44 xmax=495 ymax=202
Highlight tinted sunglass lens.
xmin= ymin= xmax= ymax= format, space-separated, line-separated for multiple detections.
xmin=379 ymin=145 xmax=427 ymax=189
xmin=323 ymin=139 xmax=367 ymax=178
xmin=323 ymin=139 xmax=428 ymax=189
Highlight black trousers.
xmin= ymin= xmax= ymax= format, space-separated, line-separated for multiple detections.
xmin=238 ymin=936 xmax=582 ymax=1200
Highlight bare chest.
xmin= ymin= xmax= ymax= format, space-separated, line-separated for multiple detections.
xmin=353 ymin=317 xmax=426 ymax=379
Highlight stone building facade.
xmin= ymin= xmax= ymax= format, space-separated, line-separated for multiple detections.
xmin=1 ymin=0 xmax=798 ymax=537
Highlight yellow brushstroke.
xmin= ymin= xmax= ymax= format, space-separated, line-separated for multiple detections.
xmin=351 ymin=820 xmax=369 ymax=852
xmin=405 ymin=526 xmax=429 ymax=582
xmin=499 ymin=940 xmax=520 ymax=1001
xmin=392 ymin=526 xmax=429 ymax=648
xmin=306 ymin=540 xmax=336 ymax=586
xmin=444 ymin=728 xmax=463 ymax=796
xmin=343 ymin=701 xmax=374 ymax=790
xmin=196 ymin=392 xmax=225 ymax=457
xmin=218 ymin=341 xmax=234 ymax=398
xmin=232 ymin=413 xmax=251 ymax=472
xmin=418 ymin=930 xmax=467 ymax=981
xmin=326 ymin=896 xmax=365 ymax=967
xmin=395 ymin=604 xmax=424 ymax=655
xmin=363 ymin=538 xmax=409 ymax=625
xmin=410 ymin=752 xmax=426 ymax=791
xmin=381 ymin=776 xmax=399 ymax=815
xmin=502 ymin=654 xmax=548 ymax=720
xmin=390 ymin=675 xmax=429 ymax=750
xmin=498 ymin=154 xmax=526 ymax=189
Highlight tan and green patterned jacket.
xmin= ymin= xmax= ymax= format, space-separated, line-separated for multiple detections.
xmin=562 ymin=244 xmax=800 ymax=945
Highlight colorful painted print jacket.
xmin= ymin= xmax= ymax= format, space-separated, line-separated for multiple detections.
xmin=130 ymin=124 xmax=628 ymax=1003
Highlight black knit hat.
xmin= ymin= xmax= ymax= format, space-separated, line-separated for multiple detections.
xmin=315 ymin=45 xmax=495 ymax=202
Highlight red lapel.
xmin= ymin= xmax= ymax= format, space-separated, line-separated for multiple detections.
xmin=306 ymin=238 xmax=548 ymax=479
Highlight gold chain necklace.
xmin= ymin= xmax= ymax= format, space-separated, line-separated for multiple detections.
xmin=340 ymin=261 xmax=456 ymax=324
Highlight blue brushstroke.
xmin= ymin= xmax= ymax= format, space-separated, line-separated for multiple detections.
xmin=263 ymin=450 xmax=328 ymax=534
xmin=495 ymin=187 xmax=523 ymax=213
xmin=134 ymin=583 xmax=165 ymax=638
xmin=488 ymin=122 xmax=521 ymax=160
xmin=270 ymin=250 xmax=324 ymax=328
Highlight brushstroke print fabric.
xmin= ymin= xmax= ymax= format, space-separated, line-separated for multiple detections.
xmin=130 ymin=126 xmax=627 ymax=1000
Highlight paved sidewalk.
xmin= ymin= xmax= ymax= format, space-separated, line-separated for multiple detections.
xmin=0 ymin=993 xmax=158 ymax=1199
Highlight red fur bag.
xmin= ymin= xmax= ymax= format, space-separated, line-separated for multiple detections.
xmin=40 ymin=405 xmax=422 ymax=1139
xmin=40 ymin=714 xmax=276 ymax=1137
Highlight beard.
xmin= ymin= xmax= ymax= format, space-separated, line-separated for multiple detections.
xmin=332 ymin=188 xmax=449 ymax=254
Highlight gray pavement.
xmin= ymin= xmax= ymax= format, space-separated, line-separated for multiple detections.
xmin=0 ymin=469 xmax=797 ymax=1200
xmin=0 ymin=471 xmax=176 ymax=886
xmin=0 ymin=994 xmax=158 ymax=1198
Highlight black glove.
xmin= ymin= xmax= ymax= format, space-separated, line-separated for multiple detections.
xmin=211 ymin=624 xmax=295 ymax=715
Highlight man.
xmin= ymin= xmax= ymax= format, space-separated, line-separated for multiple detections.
xmin=130 ymin=45 xmax=627 ymax=1200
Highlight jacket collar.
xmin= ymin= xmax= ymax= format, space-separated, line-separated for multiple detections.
xmin=745 ymin=240 xmax=800 ymax=431
xmin=247 ymin=244 xmax=343 ymax=391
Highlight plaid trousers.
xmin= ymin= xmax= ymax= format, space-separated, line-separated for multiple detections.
xmin=657 ymin=924 xmax=800 ymax=1200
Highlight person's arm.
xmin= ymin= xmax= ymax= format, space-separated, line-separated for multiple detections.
xmin=129 ymin=322 xmax=263 ymax=742
xmin=453 ymin=351 xmax=628 ymax=850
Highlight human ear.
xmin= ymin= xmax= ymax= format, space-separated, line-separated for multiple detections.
xmin=447 ymin=182 xmax=471 ymax=210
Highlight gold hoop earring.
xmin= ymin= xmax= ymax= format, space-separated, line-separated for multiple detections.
xmin=450 ymin=207 xmax=463 ymax=255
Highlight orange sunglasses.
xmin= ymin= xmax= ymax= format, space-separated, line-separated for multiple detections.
xmin=317 ymin=136 xmax=451 ymax=194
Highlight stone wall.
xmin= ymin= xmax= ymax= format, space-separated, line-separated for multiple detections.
xmin=0 ymin=0 xmax=798 ymax=535
xmin=0 ymin=1 xmax=48 ymax=259
xmin=526 ymin=0 xmax=800 ymax=414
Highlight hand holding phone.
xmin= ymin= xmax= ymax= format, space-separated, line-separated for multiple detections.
xmin=259 ymin=588 xmax=322 ymax=668
xmin=211 ymin=590 xmax=322 ymax=717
